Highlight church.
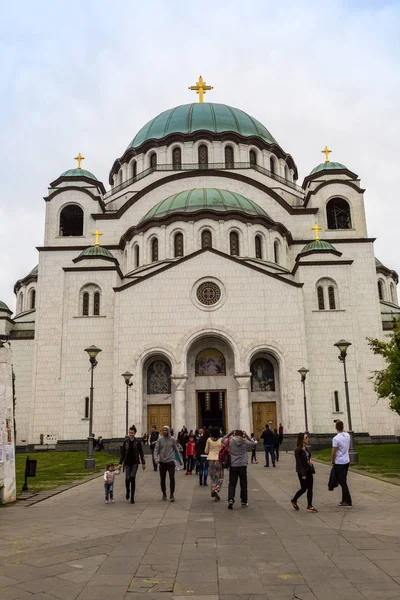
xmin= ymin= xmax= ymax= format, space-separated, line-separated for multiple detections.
xmin=1 ymin=77 xmax=400 ymax=446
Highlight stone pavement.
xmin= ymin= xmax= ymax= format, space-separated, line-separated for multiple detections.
xmin=1 ymin=452 xmax=400 ymax=600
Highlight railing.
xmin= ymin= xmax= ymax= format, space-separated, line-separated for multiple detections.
xmin=103 ymin=162 xmax=304 ymax=201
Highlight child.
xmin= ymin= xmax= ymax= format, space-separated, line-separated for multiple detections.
xmin=185 ymin=435 xmax=196 ymax=475
xmin=104 ymin=463 xmax=120 ymax=503
xmin=250 ymin=433 xmax=258 ymax=464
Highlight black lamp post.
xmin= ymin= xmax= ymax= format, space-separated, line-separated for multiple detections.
xmin=121 ymin=371 xmax=133 ymax=436
xmin=84 ymin=345 xmax=102 ymax=470
xmin=297 ymin=367 xmax=309 ymax=432
xmin=334 ymin=339 xmax=359 ymax=464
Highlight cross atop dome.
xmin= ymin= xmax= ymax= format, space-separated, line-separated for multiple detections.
xmin=188 ymin=75 xmax=213 ymax=103
xmin=321 ymin=146 xmax=332 ymax=163
xmin=74 ymin=153 xmax=85 ymax=169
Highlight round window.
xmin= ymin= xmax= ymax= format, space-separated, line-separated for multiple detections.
xmin=196 ymin=282 xmax=221 ymax=306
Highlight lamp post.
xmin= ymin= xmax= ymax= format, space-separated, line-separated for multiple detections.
xmin=334 ymin=339 xmax=359 ymax=464
xmin=84 ymin=345 xmax=102 ymax=470
xmin=297 ymin=367 xmax=309 ymax=432
xmin=121 ymin=371 xmax=133 ymax=436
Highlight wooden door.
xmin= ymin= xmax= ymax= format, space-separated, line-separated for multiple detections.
xmin=147 ymin=404 xmax=171 ymax=435
xmin=252 ymin=402 xmax=277 ymax=440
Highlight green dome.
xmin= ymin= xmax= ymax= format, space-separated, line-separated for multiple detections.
xmin=140 ymin=188 xmax=268 ymax=223
xmin=60 ymin=168 xmax=98 ymax=181
xmin=300 ymin=240 xmax=338 ymax=254
xmin=129 ymin=103 xmax=278 ymax=149
xmin=310 ymin=161 xmax=347 ymax=175
xmin=78 ymin=246 xmax=114 ymax=259
xmin=0 ymin=300 xmax=11 ymax=313
xmin=29 ymin=265 xmax=38 ymax=276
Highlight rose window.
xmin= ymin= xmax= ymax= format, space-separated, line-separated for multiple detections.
xmin=196 ymin=282 xmax=221 ymax=306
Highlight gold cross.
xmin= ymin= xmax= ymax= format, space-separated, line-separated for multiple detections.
xmin=188 ymin=75 xmax=213 ymax=103
xmin=74 ymin=153 xmax=85 ymax=169
xmin=92 ymin=229 xmax=102 ymax=247
xmin=321 ymin=146 xmax=332 ymax=163
xmin=312 ymin=224 xmax=323 ymax=241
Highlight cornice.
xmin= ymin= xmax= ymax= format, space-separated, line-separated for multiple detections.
xmin=302 ymin=168 xmax=358 ymax=189
xmin=45 ymin=186 xmax=107 ymax=212
xmin=37 ymin=245 xmax=120 ymax=251
xmin=292 ymin=237 xmax=375 ymax=245
xmin=303 ymin=179 xmax=365 ymax=206
xmin=292 ymin=259 xmax=354 ymax=275
xmin=63 ymin=265 xmax=124 ymax=279
xmin=49 ymin=175 xmax=106 ymax=195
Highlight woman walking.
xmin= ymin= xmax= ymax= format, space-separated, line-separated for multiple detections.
xmin=205 ymin=427 xmax=224 ymax=501
xmin=291 ymin=432 xmax=318 ymax=513
xmin=196 ymin=430 xmax=210 ymax=486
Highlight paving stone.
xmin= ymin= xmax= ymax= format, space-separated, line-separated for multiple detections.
xmin=0 ymin=575 xmax=21 ymax=587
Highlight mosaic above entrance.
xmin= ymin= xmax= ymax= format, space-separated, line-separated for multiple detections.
xmin=195 ymin=348 xmax=226 ymax=376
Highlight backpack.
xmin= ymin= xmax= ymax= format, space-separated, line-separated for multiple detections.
xmin=218 ymin=439 xmax=231 ymax=469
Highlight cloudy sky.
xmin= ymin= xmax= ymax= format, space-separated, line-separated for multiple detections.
xmin=1 ymin=0 xmax=399 ymax=310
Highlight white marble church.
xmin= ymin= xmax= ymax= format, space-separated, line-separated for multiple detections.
xmin=2 ymin=78 xmax=400 ymax=445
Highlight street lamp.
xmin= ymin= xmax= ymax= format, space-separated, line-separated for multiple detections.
xmin=84 ymin=345 xmax=102 ymax=470
xmin=334 ymin=339 xmax=359 ymax=464
xmin=297 ymin=367 xmax=309 ymax=432
xmin=121 ymin=371 xmax=133 ymax=436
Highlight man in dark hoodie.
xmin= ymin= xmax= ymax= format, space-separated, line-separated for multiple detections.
xmin=119 ymin=425 xmax=145 ymax=504
xmin=222 ymin=429 xmax=255 ymax=509
xmin=153 ymin=425 xmax=182 ymax=502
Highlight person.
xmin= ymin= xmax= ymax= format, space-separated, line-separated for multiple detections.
xmin=260 ymin=424 xmax=276 ymax=467
xmin=103 ymin=463 xmax=120 ymax=503
xmin=178 ymin=429 xmax=188 ymax=471
xmin=332 ymin=420 xmax=352 ymax=507
xmin=185 ymin=434 xmax=196 ymax=475
xmin=290 ymin=432 xmax=318 ymax=513
xmin=92 ymin=432 xmax=97 ymax=450
xmin=195 ymin=428 xmax=204 ymax=474
xmin=278 ymin=423 xmax=284 ymax=443
xmin=196 ymin=430 xmax=210 ymax=486
xmin=222 ymin=429 xmax=255 ymax=509
xmin=153 ymin=425 xmax=182 ymax=502
xmin=142 ymin=432 xmax=148 ymax=445
xmin=205 ymin=426 xmax=224 ymax=501
xmin=273 ymin=428 xmax=280 ymax=462
xmin=149 ymin=425 xmax=160 ymax=472
xmin=96 ymin=436 xmax=105 ymax=451
xmin=250 ymin=433 xmax=258 ymax=464
xmin=119 ymin=426 xmax=146 ymax=504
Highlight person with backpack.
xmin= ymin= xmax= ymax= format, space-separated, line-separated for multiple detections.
xmin=205 ymin=426 xmax=224 ymax=501
xmin=222 ymin=429 xmax=255 ymax=509
xmin=119 ymin=425 xmax=145 ymax=504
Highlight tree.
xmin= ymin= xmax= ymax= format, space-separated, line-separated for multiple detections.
xmin=368 ymin=322 xmax=400 ymax=415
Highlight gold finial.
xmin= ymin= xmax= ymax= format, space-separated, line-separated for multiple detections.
xmin=74 ymin=153 xmax=85 ymax=169
xmin=312 ymin=224 xmax=323 ymax=241
xmin=92 ymin=229 xmax=102 ymax=247
xmin=188 ymin=75 xmax=213 ymax=103
xmin=321 ymin=146 xmax=332 ymax=163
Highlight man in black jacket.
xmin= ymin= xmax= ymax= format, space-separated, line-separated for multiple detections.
xmin=149 ymin=425 xmax=160 ymax=471
xmin=119 ymin=426 xmax=145 ymax=503
xmin=260 ymin=424 xmax=276 ymax=467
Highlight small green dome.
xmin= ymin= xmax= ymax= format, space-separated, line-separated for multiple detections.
xmin=60 ymin=168 xmax=98 ymax=181
xmin=300 ymin=240 xmax=338 ymax=254
xmin=129 ymin=103 xmax=278 ymax=149
xmin=140 ymin=188 xmax=268 ymax=223
xmin=310 ymin=161 xmax=347 ymax=175
xmin=0 ymin=300 xmax=11 ymax=313
xmin=29 ymin=265 xmax=38 ymax=276
xmin=78 ymin=246 xmax=114 ymax=259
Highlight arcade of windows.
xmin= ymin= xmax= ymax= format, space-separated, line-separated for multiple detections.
xmin=316 ymin=279 xmax=338 ymax=310
xmin=81 ymin=285 xmax=101 ymax=316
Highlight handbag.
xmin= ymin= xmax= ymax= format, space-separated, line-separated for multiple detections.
xmin=308 ymin=463 xmax=316 ymax=474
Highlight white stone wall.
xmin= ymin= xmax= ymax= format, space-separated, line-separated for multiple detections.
xmin=0 ymin=345 xmax=16 ymax=503
xmin=11 ymin=339 xmax=34 ymax=445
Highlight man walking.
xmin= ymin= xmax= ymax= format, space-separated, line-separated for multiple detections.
xmin=332 ymin=420 xmax=352 ymax=507
xmin=149 ymin=425 xmax=160 ymax=471
xmin=119 ymin=426 xmax=145 ymax=504
xmin=273 ymin=428 xmax=280 ymax=462
xmin=261 ymin=424 xmax=276 ymax=467
xmin=222 ymin=429 xmax=255 ymax=509
xmin=153 ymin=426 xmax=182 ymax=502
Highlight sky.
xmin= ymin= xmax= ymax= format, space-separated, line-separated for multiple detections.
xmin=1 ymin=0 xmax=400 ymax=310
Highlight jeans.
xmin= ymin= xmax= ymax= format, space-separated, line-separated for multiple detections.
xmin=159 ymin=461 xmax=175 ymax=495
xmin=186 ymin=455 xmax=195 ymax=473
xmin=251 ymin=448 xmax=257 ymax=462
xmin=293 ymin=473 xmax=313 ymax=507
xmin=228 ymin=466 xmax=248 ymax=504
xmin=274 ymin=445 xmax=279 ymax=461
xmin=199 ymin=457 xmax=209 ymax=484
xmin=264 ymin=445 xmax=275 ymax=466
xmin=125 ymin=464 xmax=138 ymax=500
xmin=104 ymin=482 xmax=114 ymax=500
xmin=334 ymin=463 xmax=352 ymax=504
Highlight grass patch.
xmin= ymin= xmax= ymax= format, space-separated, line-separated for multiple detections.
xmin=313 ymin=444 xmax=400 ymax=477
xmin=16 ymin=451 xmax=117 ymax=494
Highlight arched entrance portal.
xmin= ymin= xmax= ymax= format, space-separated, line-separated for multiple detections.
xmin=249 ymin=352 xmax=280 ymax=439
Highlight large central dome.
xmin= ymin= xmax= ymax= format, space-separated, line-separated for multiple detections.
xmin=128 ymin=103 xmax=279 ymax=149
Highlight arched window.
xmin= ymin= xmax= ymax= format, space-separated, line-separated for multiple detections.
xmin=327 ymin=198 xmax=352 ymax=229
xmin=59 ymin=204 xmax=84 ymax=236
xmin=249 ymin=150 xmax=257 ymax=166
xmin=378 ymin=280 xmax=384 ymax=301
xmin=30 ymin=289 xmax=36 ymax=310
xmin=130 ymin=160 xmax=137 ymax=179
xmin=174 ymin=232 xmax=184 ymax=257
xmin=328 ymin=286 xmax=336 ymax=310
xmin=195 ymin=349 xmax=226 ymax=376
xmin=230 ymin=231 xmax=240 ymax=256
xmin=317 ymin=286 xmax=325 ymax=310
xmin=255 ymin=235 xmax=262 ymax=259
xmin=390 ymin=283 xmax=396 ymax=304
xmin=93 ymin=292 xmax=100 ymax=316
xmin=134 ymin=245 xmax=140 ymax=268
xmin=18 ymin=292 xmax=24 ymax=313
xmin=198 ymin=144 xmax=208 ymax=167
xmin=274 ymin=240 xmax=280 ymax=264
xmin=147 ymin=359 xmax=171 ymax=394
xmin=151 ymin=238 xmax=159 ymax=262
xmin=225 ymin=145 xmax=234 ymax=168
xmin=82 ymin=292 xmax=89 ymax=316
xmin=250 ymin=357 xmax=275 ymax=391
xmin=201 ymin=229 xmax=212 ymax=248
xmin=172 ymin=147 xmax=182 ymax=170
xmin=150 ymin=153 xmax=157 ymax=168
xmin=270 ymin=156 xmax=276 ymax=175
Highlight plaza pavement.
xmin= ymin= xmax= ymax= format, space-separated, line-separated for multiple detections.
xmin=1 ymin=452 xmax=400 ymax=600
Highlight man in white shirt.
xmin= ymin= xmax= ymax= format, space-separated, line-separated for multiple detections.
xmin=331 ymin=420 xmax=352 ymax=507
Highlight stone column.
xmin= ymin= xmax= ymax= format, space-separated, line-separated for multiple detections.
xmin=171 ymin=375 xmax=188 ymax=433
xmin=0 ymin=342 xmax=16 ymax=504
xmin=234 ymin=373 xmax=252 ymax=433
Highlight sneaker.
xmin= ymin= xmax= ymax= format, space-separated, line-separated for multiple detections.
xmin=264 ymin=465 xmax=269 ymax=468
xmin=162 ymin=494 xmax=167 ymax=501
xmin=307 ymin=506 xmax=318 ymax=513
xmin=211 ymin=491 xmax=216 ymax=498
xmin=105 ymin=499 xmax=109 ymax=504
xmin=214 ymin=491 xmax=220 ymax=501
xmin=227 ymin=499 xmax=234 ymax=510
xmin=254 ymin=460 xmax=258 ymax=464
xmin=111 ymin=499 xmax=115 ymax=503
xmin=273 ymin=464 xmax=276 ymax=468
xmin=337 ymin=502 xmax=352 ymax=507
xmin=204 ymin=482 xmax=208 ymax=486
xmin=130 ymin=499 xmax=135 ymax=504
xmin=170 ymin=495 xmax=175 ymax=502
xmin=241 ymin=502 xmax=249 ymax=507
xmin=291 ymin=499 xmax=299 ymax=511
xmin=185 ymin=472 xmax=189 ymax=475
